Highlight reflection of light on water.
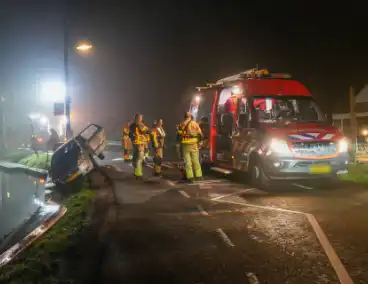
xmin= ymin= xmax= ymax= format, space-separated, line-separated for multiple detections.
xmin=33 ymin=198 xmax=44 ymax=207
xmin=39 ymin=204 xmax=60 ymax=216
xmin=0 ymin=244 xmax=20 ymax=267
xmin=0 ymin=201 xmax=62 ymax=268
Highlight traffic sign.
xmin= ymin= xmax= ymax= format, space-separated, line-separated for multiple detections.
xmin=54 ymin=102 xmax=65 ymax=116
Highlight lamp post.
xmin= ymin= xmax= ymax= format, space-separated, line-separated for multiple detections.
xmin=63 ymin=36 xmax=92 ymax=140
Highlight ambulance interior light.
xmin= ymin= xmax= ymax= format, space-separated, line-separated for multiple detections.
xmin=232 ymin=85 xmax=242 ymax=95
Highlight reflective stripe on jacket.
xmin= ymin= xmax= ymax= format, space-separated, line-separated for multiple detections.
xmin=129 ymin=123 xmax=149 ymax=145
xmin=178 ymin=119 xmax=202 ymax=144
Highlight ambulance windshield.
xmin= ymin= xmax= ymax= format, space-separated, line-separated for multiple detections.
xmin=253 ymin=96 xmax=326 ymax=124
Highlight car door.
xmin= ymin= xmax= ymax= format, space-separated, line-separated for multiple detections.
xmin=231 ymin=97 xmax=257 ymax=172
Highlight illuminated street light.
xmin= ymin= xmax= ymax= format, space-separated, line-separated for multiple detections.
xmin=40 ymin=116 xmax=48 ymax=126
xmin=40 ymin=82 xmax=66 ymax=102
xmin=76 ymin=43 xmax=93 ymax=52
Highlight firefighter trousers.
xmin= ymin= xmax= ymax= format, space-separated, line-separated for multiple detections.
xmin=153 ymin=148 xmax=163 ymax=174
xmin=122 ymin=136 xmax=132 ymax=161
xmin=132 ymin=144 xmax=145 ymax=177
xmin=181 ymin=143 xmax=202 ymax=180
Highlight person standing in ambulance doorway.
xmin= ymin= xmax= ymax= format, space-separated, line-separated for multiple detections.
xmin=129 ymin=114 xmax=150 ymax=179
xmin=151 ymin=119 xmax=166 ymax=176
xmin=122 ymin=121 xmax=132 ymax=161
xmin=177 ymin=112 xmax=203 ymax=183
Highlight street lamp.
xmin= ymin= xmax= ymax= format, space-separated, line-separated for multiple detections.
xmin=64 ymin=40 xmax=93 ymax=140
xmin=76 ymin=43 xmax=93 ymax=52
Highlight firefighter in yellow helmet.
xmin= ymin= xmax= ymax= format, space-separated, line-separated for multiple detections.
xmin=151 ymin=119 xmax=165 ymax=176
xmin=177 ymin=112 xmax=203 ymax=182
xmin=129 ymin=114 xmax=150 ymax=178
xmin=122 ymin=121 xmax=132 ymax=161
xmin=143 ymin=119 xmax=151 ymax=164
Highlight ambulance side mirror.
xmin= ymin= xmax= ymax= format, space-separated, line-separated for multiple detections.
xmin=325 ymin=113 xmax=333 ymax=125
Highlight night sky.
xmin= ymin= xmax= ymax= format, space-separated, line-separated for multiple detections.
xmin=0 ymin=0 xmax=367 ymax=134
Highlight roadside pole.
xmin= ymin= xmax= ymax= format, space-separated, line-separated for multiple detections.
xmin=64 ymin=1 xmax=72 ymax=140
xmin=349 ymin=86 xmax=357 ymax=164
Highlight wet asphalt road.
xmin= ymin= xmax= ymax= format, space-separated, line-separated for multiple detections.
xmin=101 ymin=148 xmax=368 ymax=283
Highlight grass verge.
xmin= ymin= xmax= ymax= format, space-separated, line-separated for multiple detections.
xmin=340 ymin=164 xmax=368 ymax=185
xmin=19 ymin=153 xmax=52 ymax=170
xmin=0 ymin=189 xmax=95 ymax=284
xmin=0 ymin=150 xmax=33 ymax=163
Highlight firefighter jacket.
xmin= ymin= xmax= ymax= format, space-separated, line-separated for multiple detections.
xmin=177 ymin=119 xmax=203 ymax=144
xmin=151 ymin=127 xmax=159 ymax=149
xmin=151 ymin=126 xmax=165 ymax=149
xmin=122 ymin=126 xmax=129 ymax=137
xmin=129 ymin=122 xmax=150 ymax=145
xmin=157 ymin=126 xmax=166 ymax=148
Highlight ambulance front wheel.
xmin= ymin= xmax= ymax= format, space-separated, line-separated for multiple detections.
xmin=248 ymin=156 xmax=269 ymax=189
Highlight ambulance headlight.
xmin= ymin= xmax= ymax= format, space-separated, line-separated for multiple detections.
xmin=269 ymin=138 xmax=291 ymax=155
xmin=338 ymin=139 xmax=348 ymax=153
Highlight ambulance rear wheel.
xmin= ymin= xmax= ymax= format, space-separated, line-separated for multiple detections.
xmin=248 ymin=156 xmax=269 ymax=189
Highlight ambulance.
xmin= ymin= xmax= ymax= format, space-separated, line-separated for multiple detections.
xmin=190 ymin=68 xmax=349 ymax=188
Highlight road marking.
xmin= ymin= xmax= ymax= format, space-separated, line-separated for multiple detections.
xmin=179 ymin=190 xmax=190 ymax=198
xmin=146 ymin=164 xmax=154 ymax=169
xmin=246 ymin=272 xmax=260 ymax=284
xmin=212 ymin=199 xmax=353 ymax=284
xmin=198 ymin=183 xmax=212 ymax=189
xmin=201 ymin=179 xmax=228 ymax=184
xmin=213 ymin=199 xmax=304 ymax=215
xmin=293 ymin=183 xmax=313 ymax=190
xmin=112 ymin=157 xmax=124 ymax=161
xmin=216 ymin=228 xmax=235 ymax=247
xmin=188 ymin=180 xmax=229 ymax=186
xmin=211 ymin=188 xmax=256 ymax=201
xmin=306 ymin=213 xmax=354 ymax=284
xmin=197 ymin=205 xmax=209 ymax=216
xmin=162 ymin=163 xmax=174 ymax=168
xmin=166 ymin=180 xmax=176 ymax=187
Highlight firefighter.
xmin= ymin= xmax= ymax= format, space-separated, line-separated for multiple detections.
xmin=122 ymin=121 xmax=132 ymax=161
xmin=177 ymin=112 xmax=203 ymax=182
xmin=151 ymin=120 xmax=163 ymax=176
xmin=155 ymin=119 xmax=166 ymax=175
xmin=143 ymin=120 xmax=151 ymax=164
xmin=199 ymin=116 xmax=209 ymax=148
xmin=129 ymin=114 xmax=150 ymax=179
xmin=176 ymin=124 xmax=187 ymax=180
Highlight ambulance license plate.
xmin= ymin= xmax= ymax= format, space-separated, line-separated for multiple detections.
xmin=309 ymin=164 xmax=331 ymax=174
